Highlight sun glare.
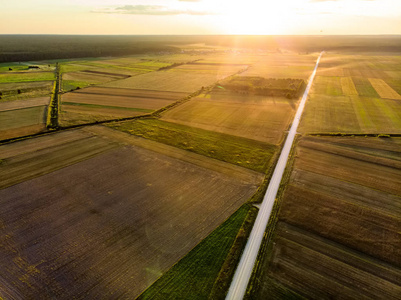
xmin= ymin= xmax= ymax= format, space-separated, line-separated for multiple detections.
xmin=213 ymin=1 xmax=293 ymax=35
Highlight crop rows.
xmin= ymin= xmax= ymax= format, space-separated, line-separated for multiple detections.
xmin=249 ymin=136 xmax=401 ymax=299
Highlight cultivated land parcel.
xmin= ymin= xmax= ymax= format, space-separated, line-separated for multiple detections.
xmin=248 ymin=53 xmax=401 ymax=299
xmin=1 ymin=36 xmax=401 ymax=299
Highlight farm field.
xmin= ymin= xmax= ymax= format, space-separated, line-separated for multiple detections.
xmin=58 ymin=57 xmax=185 ymax=92
xmin=161 ymin=91 xmax=299 ymax=144
xmin=0 ymin=96 xmax=49 ymax=112
xmin=62 ymin=93 xmax=171 ymax=110
xmin=75 ymin=58 xmax=174 ymax=73
xmin=170 ymin=62 xmax=246 ymax=75
xmin=0 ymin=71 xmax=55 ymax=83
xmin=73 ymin=86 xmax=187 ymax=100
xmin=241 ymin=53 xmax=318 ymax=80
xmin=0 ymin=81 xmax=54 ymax=102
xmin=107 ymin=119 xmax=276 ymax=173
xmin=101 ymin=69 xmax=233 ymax=93
xmin=249 ymin=136 xmax=401 ymax=299
xmin=139 ymin=204 xmax=257 ymax=300
xmin=58 ymin=57 xmax=177 ymax=78
xmin=59 ymin=87 xmax=183 ymax=126
xmin=301 ymin=54 xmax=401 ymax=134
xmin=62 ymin=70 xmax=129 ymax=92
xmin=0 ymin=126 xmax=262 ymax=299
xmin=0 ymin=104 xmax=48 ymax=140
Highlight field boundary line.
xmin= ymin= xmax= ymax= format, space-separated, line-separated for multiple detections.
xmin=225 ymin=51 xmax=324 ymax=300
xmin=307 ymin=133 xmax=401 ymax=137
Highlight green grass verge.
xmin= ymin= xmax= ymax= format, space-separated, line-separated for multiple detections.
xmin=108 ymin=118 xmax=276 ymax=173
xmin=62 ymin=102 xmax=153 ymax=113
xmin=138 ymin=204 xmax=252 ymax=300
xmin=209 ymin=206 xmax=258 ymax=299
xmin=0 ymin=72 xmax=55 ymax=83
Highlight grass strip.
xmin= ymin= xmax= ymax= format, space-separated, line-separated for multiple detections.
xmin=0 ymin=72 xmax=55 ymax=83
xmin=46 ymin=63 xmax=60 ymax=129
xmin=138 ymin=204 xmax=251 ymax=300
xmin=62 ymin=102 xmax=153 ymax=113
xmin=108 ymin=118 xmax=276 ymax=173
xmin=209 ymin=205 xmax=258 ymax=299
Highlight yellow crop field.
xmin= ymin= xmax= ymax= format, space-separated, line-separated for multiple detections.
xmin=102 ymin=70 xmax=228 ymax=93
xmin=341 ymin=77 xmax=358 ymax=95
xmin=368 ymin=78 xmax=401 ymax=100
xmin=161 ymin=95 xmax=297 ymax=144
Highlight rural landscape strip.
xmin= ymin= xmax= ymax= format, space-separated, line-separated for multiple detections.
xmin=226 ymin=51 xmax=324 ymax=300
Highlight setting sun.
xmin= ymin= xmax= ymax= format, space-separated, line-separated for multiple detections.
xmin=216 ymin=1 xmax=289 ymax=34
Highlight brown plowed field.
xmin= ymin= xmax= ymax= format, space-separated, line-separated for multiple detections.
xmin=161 ymin=95 xmax=298 ymax=144
xmin=0 ymin=96 xmax=50 ymax=112
xmin=0 ymin=106 xmax=47 ymax=137
xmin=0 ymin=129 xmax=260 ymax=299
xmin=252 ymin=136 xmax=401 ymax=299
xmin=63 ymin=72 xmax=122 ymax=83
xmin=0 ymin=129 xmax=120 ymax=189
xmin=0 ymin=81 xmax=53 ymax=92
xmin=62 ymin=92 xmax=173 ymax=110
xmin=62 ymin=105 xmax=146 ymax=118
xmin=258 ymin=223 xmax=401 ymax=300
xmin=0 ymin=124 xmax=46 ymax=141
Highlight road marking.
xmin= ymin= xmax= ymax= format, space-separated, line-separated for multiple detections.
xmin=225 ymin=51 xmax=324 ymax=300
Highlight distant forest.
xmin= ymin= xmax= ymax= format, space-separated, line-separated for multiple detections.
xmin=1 ymin=35 xmax=401 ymax=63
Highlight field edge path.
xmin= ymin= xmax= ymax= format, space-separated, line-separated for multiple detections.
xmin=225 ymin=51 xmax=324 ymax=300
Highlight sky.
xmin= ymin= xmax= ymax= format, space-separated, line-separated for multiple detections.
xmin=0 ymin=0 xmax=400 ymax=35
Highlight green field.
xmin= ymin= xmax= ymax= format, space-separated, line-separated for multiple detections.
xmin=108 ymin=118 xmax=276 ymax=173
xmin=312 ymin=76 xmax=343 ymax=96
xmin=300 ymin=94 xmax=401 ymax=133
xmin=301 ymin=54 xmax=401 ymax=134
xmin=352 ymin=77 xmax=380 ymax=97
xmin=61 ymin=80 xmax=93 ymax=91
xmin=0 ymin=72 xmax=55 ymax=83
xmin=0 ymin=81 xmax=54 ymax=102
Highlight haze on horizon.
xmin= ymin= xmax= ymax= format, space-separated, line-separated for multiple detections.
xmin=0 ymin=0 xmax=400 ymax=36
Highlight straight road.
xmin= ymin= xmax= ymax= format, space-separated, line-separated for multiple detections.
xmin=226 ymin=51 xmax=324 ymax=300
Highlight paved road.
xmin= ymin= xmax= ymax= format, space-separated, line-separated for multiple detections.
xmin=225 ymin=51 xmax=324 ymax=300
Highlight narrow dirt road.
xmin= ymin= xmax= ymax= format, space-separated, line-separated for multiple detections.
xmin=225 ymin=51 xmax=324 ymax=300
